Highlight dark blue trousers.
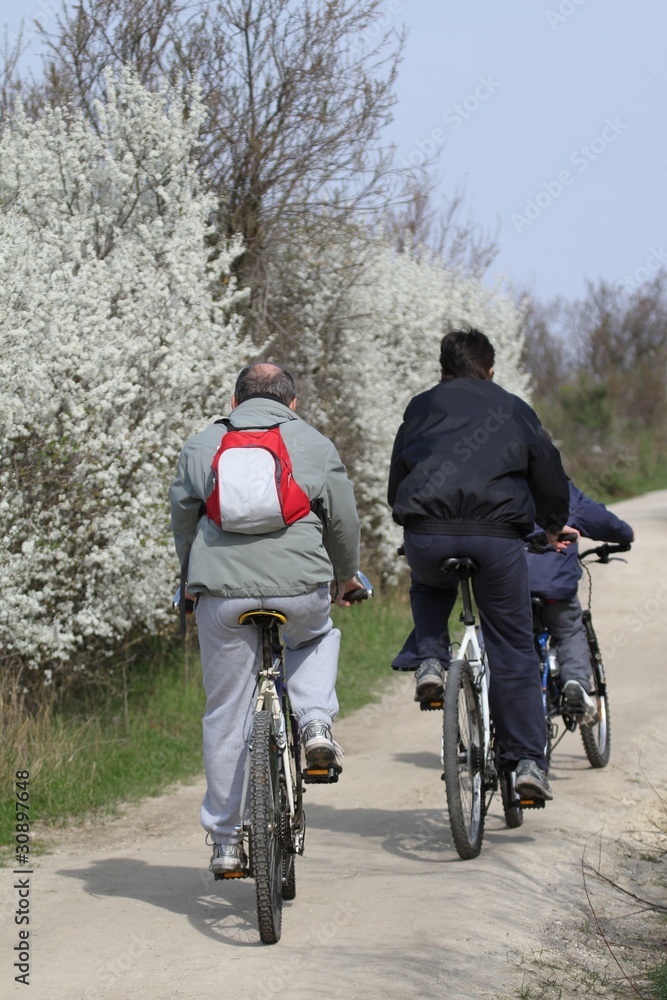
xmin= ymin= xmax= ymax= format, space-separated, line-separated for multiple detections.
xmin=395 ymin=532 xmax=547 ymax=770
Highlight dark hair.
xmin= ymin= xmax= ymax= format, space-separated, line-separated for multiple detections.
xmin=439 ymin=327 xmax=495 ymax=381
xmin=234 ymin=362 xmax=297 ymax=406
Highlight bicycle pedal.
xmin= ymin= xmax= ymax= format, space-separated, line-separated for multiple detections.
xmin=303 ymin=766 xmax=340 ymax=784
xmin=214 ymin=870 xmax=249 ymax=880
xmin=518 ymin=797 xmax=546 ymax=809
xmin=419 ymin=699 xmax=443 ymax=711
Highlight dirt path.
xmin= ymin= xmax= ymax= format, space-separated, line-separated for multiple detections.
xmin=2 ymin=491 xmax=666 ymax=1000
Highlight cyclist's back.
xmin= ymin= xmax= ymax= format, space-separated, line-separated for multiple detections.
xmin=174 ymin=394 xmax=358 ymax=599
xmin=388 ymin=328 xmax=572 ymax=802
xmin=170 ymin=362 xmax=363 ymax=875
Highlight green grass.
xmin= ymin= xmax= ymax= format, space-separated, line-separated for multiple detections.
xmin=0 ymin=645 xmax=206 ymax=861
xmin=0 ymin=592 xmax=414 ymax=859
xmin=333 ymin=589 xmax=414 ymax=716
xmin=648 ymin=958 xmax=667 ymax=1000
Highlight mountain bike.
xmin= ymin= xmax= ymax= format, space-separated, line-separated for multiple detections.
xmin=210 ymin=574 xmax=372 ymax=944
xmin=422 ymin=558 xmax=540 ymax=861
xmin=532 ymin=542 xmax=630 ymax=770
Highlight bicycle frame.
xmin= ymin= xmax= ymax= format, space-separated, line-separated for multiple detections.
xmin=454 ymin=622 xmax=492 ymax=777
xmin=236 ymin=624 xmax=305 ymax=856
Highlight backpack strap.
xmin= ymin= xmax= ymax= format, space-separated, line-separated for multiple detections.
xmin=310 ymin=496 xmax=328 ymax=530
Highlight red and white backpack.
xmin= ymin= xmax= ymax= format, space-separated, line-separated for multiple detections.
xmin=205 ymin=422 xmax=312 ymax=534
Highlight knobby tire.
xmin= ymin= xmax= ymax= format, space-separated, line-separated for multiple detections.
xmin=580 ymin=657 xmax=611 ymax=768
xmin=500 ymin=768 xmax=524 ymax=828
xmin=443 ymin=659 xmax=485 ymax=859
xmin=545 ymin=674 xmax=559 ymax=768
xmin=250 ymin=711 xmax=284 ymax=943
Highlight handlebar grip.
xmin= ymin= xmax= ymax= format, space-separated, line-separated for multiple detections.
xmin=341 ymin=587 xmax=370 ymax=603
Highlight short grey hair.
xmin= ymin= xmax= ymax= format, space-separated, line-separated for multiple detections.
xmin=234 ymin=363 xmax=297 ymax=406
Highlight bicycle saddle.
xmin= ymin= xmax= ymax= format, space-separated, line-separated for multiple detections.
xmin=440 ymin=557 xmax=480 ymax=577
xmin=238 ymin=609 xmax=287 ymax=628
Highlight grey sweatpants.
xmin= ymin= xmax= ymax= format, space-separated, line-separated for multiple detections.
xmin=539 ymin=595 xmax=593 ymax=691
xmin=195 ymin=586 xmax=340 ymax=843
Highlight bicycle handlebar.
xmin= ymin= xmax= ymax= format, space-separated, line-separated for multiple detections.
xmin=525 ymin=530 xmax=575 ymax=554
xmin=578 ymin=542 xmax=632 ymax=564
xmin=342 ymin=570 xmax=374 ymax=603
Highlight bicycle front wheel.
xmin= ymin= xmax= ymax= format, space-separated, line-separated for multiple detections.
xmin=442 ymin=659 xmax=485 ymax=859
xmin=250 ymin=711 xmax=284 ymax=944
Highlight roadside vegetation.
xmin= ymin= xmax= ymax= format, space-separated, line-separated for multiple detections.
xmin=521 ymin=277 xmax=667 ymax=502
xmin=503 ymin=786 xmax=667 ymax=1000
xmin=0 ymin=590 xmax=413 ymax=861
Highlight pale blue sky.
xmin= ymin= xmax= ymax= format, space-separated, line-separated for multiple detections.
xmin=386 ymin=1 xmax=667 ymax=303
xmin=3 ymin=0 xmax=666 ymax=304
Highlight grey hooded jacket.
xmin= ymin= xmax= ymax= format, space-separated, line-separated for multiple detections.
xmin=169 ymin=398 xmax=360 ymax=597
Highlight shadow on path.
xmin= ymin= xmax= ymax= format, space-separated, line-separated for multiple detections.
xmin=57 ymin=858 xmax=264 ymax=947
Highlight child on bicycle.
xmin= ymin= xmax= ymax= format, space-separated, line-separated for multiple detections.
xmin=527 ymin=481 xmax=634 ymax=723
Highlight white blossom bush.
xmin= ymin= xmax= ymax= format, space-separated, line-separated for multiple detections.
xmin=0 ymin=71 xmax=248 ymax=686
xmin=344 ymin=243 xmax=529 ymax=577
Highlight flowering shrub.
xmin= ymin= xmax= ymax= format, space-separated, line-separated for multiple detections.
xmin=0 ymin=70 xmax=529 ymax=685
xmin=0 ymin=71 xmax=247 ymax=686
xmin=346 ymin=245 xmax=529 ymax=577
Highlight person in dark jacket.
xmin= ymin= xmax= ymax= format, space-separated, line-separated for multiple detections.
xmin=527 ymin=481 xmax=633 ymax=722
xmin=388 ymin=327 xmax=574 ymax=801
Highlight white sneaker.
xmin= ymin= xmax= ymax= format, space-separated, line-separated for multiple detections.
xmin=209 ymin=842 xmax=247 ymax=874
xmin=301 ymin=721 xmax=343 ymax=773
xmin=562 ymin=680 xmax=599 ymax=725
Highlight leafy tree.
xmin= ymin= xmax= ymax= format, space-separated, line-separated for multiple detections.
xmin=20 ymin=0 xmax=406 ymax=346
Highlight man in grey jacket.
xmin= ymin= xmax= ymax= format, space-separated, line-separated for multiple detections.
xmin=170 ymin=363 xmax=362 ymax=874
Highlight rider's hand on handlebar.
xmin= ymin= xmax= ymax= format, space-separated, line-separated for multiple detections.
xmin=546 ymin=526 xmax=580 ymax=552
xmin=333 ymin=576 xmax=366 ymax=607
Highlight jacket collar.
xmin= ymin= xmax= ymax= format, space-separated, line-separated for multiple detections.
xmin=226 ymin=397 xmax=299 ymax=428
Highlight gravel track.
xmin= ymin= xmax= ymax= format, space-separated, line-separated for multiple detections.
xmin=2 ymin=490 xmax=666 ymax=1000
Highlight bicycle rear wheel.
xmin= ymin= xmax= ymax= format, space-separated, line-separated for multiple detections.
xmin=250 ymin=711 xmax=284 ymax=943
xmin=579 ymin=611 xmax=611 ymax=768
xmin=499 ymin=767 xmax=524 ymax=828
xmin=580 ymin=659 xmax=610 ymax=768
xmin=442 ymin=659 xmax=485 ymax=859
xmin=545 ymin=669 xmax=560 ymax=768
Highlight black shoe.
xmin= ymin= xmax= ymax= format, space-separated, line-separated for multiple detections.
xmin=515 ymin=759 xmax=553 ymax=801
xmin=414 ymin=658 xmax=445 ymax=701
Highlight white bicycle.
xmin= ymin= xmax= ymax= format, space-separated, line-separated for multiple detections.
xmin=435 ymin=557 xmax=541 ymax=859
